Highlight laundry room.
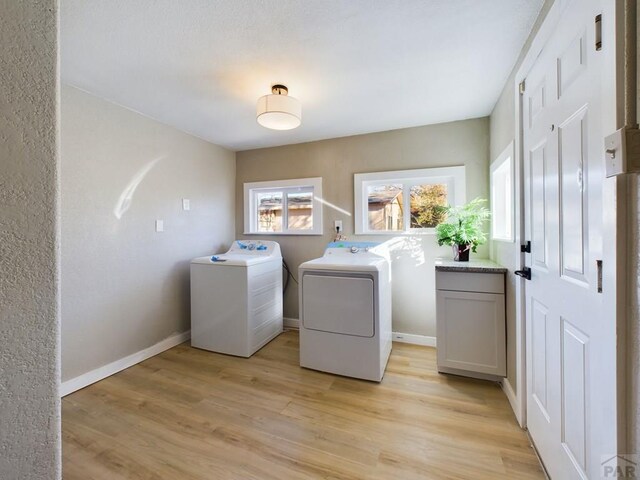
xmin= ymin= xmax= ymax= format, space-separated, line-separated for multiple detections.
xmin=3 ymin=1 xmax=635 ymax=479
xmin=235 ymin=118 xmax=489 ymax=340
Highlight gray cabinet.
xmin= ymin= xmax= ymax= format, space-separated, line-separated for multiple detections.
xmin=435 ymin=265 xmax=506 ymax=379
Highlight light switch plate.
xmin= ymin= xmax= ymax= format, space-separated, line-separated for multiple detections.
xmin=182 ymin=198 xmax=190 ymax=211
xmin=155 ymin=219 xmax=164 ymax=232
xmin=605 ymin=127 xmax=640 ymax=177
xmin=604 ymin=129 xmax=625 ymax=177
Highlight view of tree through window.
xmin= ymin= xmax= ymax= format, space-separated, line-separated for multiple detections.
xmin=410 ymin=184 xmax=448 ymax=228
xmin=355 ymin=167 xmax=463 ymax=234
xmin=365 ymin=183 xmax=447 ymax=231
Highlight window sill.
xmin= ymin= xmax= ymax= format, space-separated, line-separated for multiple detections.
xmin=491 ymin=237 xmax=515 ymax=243
xmin=243 ymin=231 xmax=323 ymax=236
xmin=355 ymin=230 xmax=437 ymax=236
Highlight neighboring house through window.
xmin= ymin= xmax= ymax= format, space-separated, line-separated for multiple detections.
xmin=354 ymin=166 xmax=466 ymax=234
xmin=244 ymin=177 xmax=323 ymax=235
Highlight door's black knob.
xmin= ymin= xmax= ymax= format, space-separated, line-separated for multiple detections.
xmin=514 ymin=267 xmax=532 ymax=280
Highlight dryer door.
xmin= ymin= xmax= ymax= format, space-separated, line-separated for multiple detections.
xmin=302 ymin=274 xmax=374 ymax=337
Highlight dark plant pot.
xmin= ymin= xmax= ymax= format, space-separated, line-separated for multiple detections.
xmin=453 ymin=244 xmax=471 ymax=262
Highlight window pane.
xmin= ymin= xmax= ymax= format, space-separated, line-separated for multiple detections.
xmin=256 ymin=192 xmax=282 ymax=232
xmin=491 ymin=159 xmax=512 ymax=239
xmin=367 ymin=184 xmax=404 ymax=231
xmin=409 ymin=184 xmax=448 ymax=228
xmin=287 ymin=191 xmax=313 ymax=230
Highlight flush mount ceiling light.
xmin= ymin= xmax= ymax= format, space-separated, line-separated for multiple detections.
xmin=256 ymin=84 xmax=301 ymax=131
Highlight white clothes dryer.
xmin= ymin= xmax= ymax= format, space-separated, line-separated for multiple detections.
xmin=298 ymin=242 xmax=392 ymax=382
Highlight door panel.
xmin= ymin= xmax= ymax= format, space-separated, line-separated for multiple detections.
xmin=558 ymin=31 xmax=587 ymax=98
xmin=531 ymin=299 xmax=550 ymax=419
xmin=529 ymin=80 xmax=546 ymax=128
xmin=561 ymin=318 xmax=589 ymax=475
xmin=559 ymin=106 xmax=588 ymax=284
xmin=530 ymin=141 xmax=549 ymax=270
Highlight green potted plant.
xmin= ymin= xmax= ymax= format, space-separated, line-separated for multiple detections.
xmin=435 ymin=198 xmax=490 ymax=261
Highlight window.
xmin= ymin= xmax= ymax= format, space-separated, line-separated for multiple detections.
xmin=490 ymin=142 xmax=515 ymax=242
xmin=244 ymin=177 xmax=323 ymax=235
xmin=354 ymin=166 xmax=465 ymax=234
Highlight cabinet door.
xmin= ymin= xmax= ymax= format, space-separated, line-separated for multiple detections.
xmin=436 ymin=290 xmax=506 ymax=376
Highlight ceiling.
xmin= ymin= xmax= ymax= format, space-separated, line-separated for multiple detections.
xmin=61 ymin=0 xmax=544 ymax=151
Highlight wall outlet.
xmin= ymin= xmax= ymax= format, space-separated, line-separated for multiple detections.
xmin=155 ymin=219 xmax=164 ymax=232
xmin=182 ymin=198 xmax=190 ymax=211
xmin=334 ymin=220 xmax=343 ymax=232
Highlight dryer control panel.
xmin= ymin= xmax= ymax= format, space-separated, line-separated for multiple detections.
xmin=324 ymin=241 xmax=381 ymax=255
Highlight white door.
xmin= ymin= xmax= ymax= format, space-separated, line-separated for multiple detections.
xmin=522 ymin=0 xmax=617 ymax=478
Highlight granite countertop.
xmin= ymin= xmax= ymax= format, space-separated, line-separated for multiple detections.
xmin=435 ymin=258 xmax=508 ymax=274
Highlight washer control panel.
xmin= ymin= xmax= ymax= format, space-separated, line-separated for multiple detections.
xmin=227 ymin=240 xmax=279 ymax=255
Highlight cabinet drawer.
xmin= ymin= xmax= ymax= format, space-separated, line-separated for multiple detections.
xmin=436 ymin=271 xmax=504 ymax=294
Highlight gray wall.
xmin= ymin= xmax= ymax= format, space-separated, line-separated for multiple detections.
xmin=0 ymin=1 xmax=61 ymax=479
xmin=61 ymin=85 xmax=235 ymax=382
xmin=236 ymin=118 xmax=490 ymax=337
xmin=489 ymin=0 xmax=554 ymax=395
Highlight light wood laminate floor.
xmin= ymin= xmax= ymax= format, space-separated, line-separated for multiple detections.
xmin=63 ymin=330 xmax=544 ymax=479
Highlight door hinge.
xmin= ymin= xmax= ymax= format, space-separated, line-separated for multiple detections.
xmin=595 ymin=14 xmax=602 ymax=51
xmin=519 ymin=80 xmax=526 ymax=95
xmin=597 ymin=260 xmax=603 ymax=293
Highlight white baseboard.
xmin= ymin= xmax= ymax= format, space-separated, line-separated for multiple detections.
xmin=61 ymin=330 xmax=191 ymax=397
xmin=283 ymin=317 xmax=300 ymax=329
xmin=283 ymin=318 xmax=436 ymax=348
xmin=392 ymin=332 xmax=437 ymax=347
xmin=501 ymin=377 xmax=523 ymax=427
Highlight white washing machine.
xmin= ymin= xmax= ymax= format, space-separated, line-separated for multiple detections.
xmin=191 ymin=240 xmax=283 ymax=357
xmin=298 ymin=242 xmax=392 ymax=382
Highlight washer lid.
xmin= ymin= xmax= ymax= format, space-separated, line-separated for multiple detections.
xmin=191 ymin=254 xmax=276 ymax=267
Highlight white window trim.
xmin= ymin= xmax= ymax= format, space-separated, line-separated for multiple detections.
xmin=354 ymin=166 xmax=466 ymax=235
xmin=243 ymin=177 xmax=323 ymax=235
xmin=490 ymin=142 xmax=515 ymax=242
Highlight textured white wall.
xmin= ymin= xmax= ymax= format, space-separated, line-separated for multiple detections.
xmin=0 ymin=1 xmax=61 ymax=479
xmin=236 ymin=118 xmax=490 ymax=337
xmin=61 ymin=85 xmax=235 ymax=382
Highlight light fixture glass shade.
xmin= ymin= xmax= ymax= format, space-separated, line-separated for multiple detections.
xmin=256 ymin=93 xmax=302 ymax=130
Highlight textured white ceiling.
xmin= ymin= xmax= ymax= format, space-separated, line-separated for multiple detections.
xmin=61 ymin=0 xmax=544 ymax=151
